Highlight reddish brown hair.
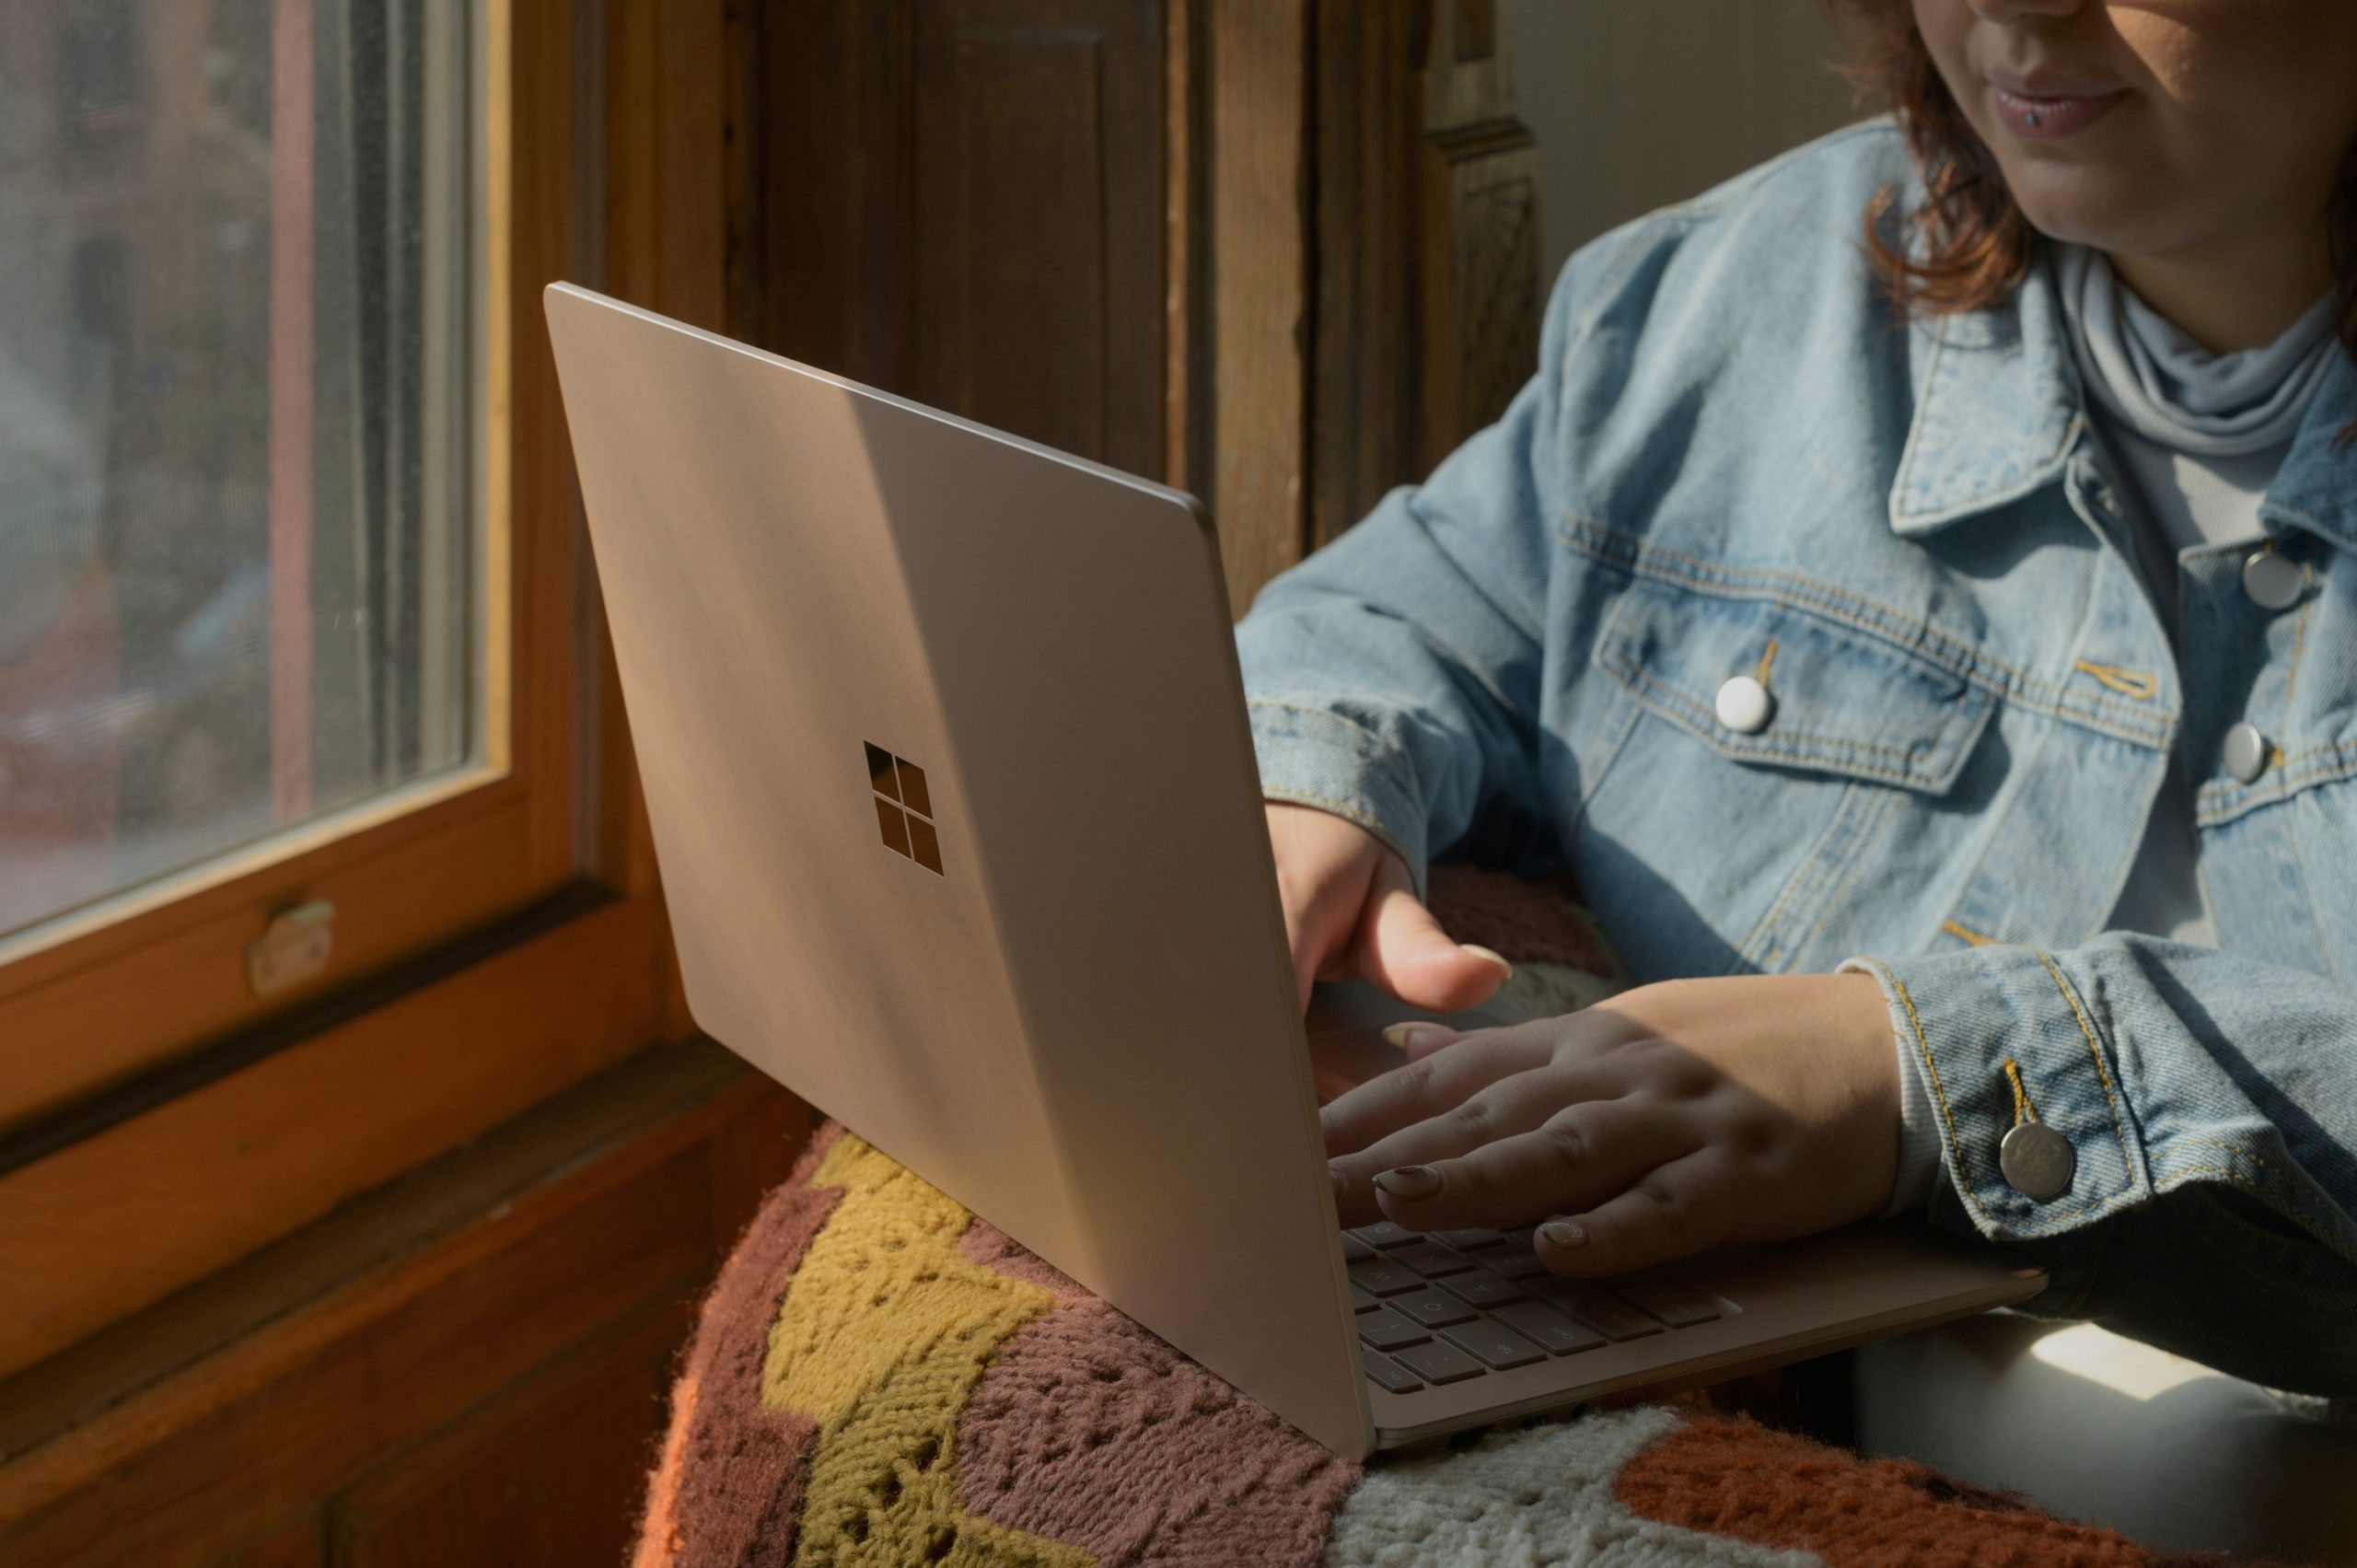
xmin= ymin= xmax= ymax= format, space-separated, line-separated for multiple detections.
xmin=1834 ymin=2 xmax=2357 ymax=374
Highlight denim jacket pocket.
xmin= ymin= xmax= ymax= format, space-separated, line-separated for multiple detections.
xmin=1596 ymin=577 xmax=1998 ymax=794
xmin=1575 ymin=576 xmax=1999 ymax=976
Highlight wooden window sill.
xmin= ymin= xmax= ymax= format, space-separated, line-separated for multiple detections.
xmin=0 ymin=1038 xmax=808 ymax=1562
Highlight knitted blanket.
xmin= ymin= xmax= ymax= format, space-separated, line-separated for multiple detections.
xmin=632 ymin=868 xmax=2239 ymax=1567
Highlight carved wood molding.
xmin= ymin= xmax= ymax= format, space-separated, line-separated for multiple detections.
xmin=1310 ymin=0 xmax=1541 ymax=547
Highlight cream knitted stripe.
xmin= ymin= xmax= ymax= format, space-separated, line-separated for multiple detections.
xmin=1322 ymin=1409 xmax=1822 ymax=1568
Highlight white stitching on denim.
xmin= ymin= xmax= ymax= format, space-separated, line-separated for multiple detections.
xmin=1607 ymin=657 xmax=1976 ymax=787
xmin=1561 ymin=517 xmax=1992 ymax=680
xmin=1564 ymin=512 xmax=2144 ymax=727
xmin=1889 ymin=321 xmax=1946 ymax=525
xmin=1734 ymin=779 xmax=1868 ymax=966
xmin=1259 ymin=787 xmax=1419 ymax=890
xmin=1787 ymin=788 xmax=1907 ymax=971
xmin=2030 ymin=947 xmax=2138 ymax=1186
xmin=1552 ymin=516 xmax=2177 ymax=749
xmin=1862 ymin=955 xmax=2142 ymax=1231
xmin=1735 ymin=781 xmax=1876 ymax=969
xmin=1568 ymin=689 xmax=1644 ymax=830
xmin=2175 ymin=1136 xmax=2272 ymax=1172
xmin=2194 ymin=739 xmax=2357 ymax=824
xmin=2151 ymin=1165 xmax=2351 ymax=1259
xmin=1247 ymin=698 xmax=1398 ymax=753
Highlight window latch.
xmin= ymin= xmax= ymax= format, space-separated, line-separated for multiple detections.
xmin=247 ymin=900 xmax=337 ymax=998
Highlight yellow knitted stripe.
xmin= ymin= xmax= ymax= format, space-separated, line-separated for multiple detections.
xmin=769 ymin=1134 xmax=1093 ymax=1568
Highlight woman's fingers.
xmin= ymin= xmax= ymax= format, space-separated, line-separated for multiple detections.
xmin=1348 ymin=852 xmax=1514 ymax=1014
xmin=1356 ymin=1099 xmax=1699 ymax=1232
xmin=1261 ymin=801 xmax=1513 ymax=1017
xmin=1269 ymin=853 xmax=1364 ymax=1016
xmin=1319 ymin=1028 xmax=1549 ymax=1165
xmin=1385 ymin=1020 xmax=1467 ymax=1063
xmin=1531 ymin=1149 xmax=1746 ymax=1279
xmin=1330 ymin=1070 xmax=1591 ymax=1217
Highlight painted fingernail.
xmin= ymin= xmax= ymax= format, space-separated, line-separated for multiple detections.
xmin=1460 ymin=944 xmax=1515 ymax=979
xmin=1381 ymin=1022 xmax=1450 ymax=1051
xmin=1538 ymin=1218 xmax=1587 ymax=1249
xmin=1373 ymin=1165 xmax=1443 ymax=1199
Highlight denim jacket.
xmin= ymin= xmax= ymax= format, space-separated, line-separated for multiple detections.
xmin=1235 ymin=119 xmax=2357 ymax=1397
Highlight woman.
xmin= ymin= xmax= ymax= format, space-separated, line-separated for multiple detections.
xmin=1237 ymin=0 xmax=2357 ymax=1400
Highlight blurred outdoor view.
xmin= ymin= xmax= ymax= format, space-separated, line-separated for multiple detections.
xmin=0 ymin=0 xmax=478 ymax=941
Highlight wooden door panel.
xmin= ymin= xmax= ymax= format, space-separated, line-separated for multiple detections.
xmin=762 ymin=0 xmax=1166 ymax=478
xmin=329 ymin=1303 xmax=692 ymax=1568
xmin=910 ymin=1 xmax=1165 ymax=477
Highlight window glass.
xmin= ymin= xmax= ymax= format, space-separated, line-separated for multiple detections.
xmin=0 ymin=0 xmax=479 ymax=939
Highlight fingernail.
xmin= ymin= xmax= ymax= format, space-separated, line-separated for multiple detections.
xmin=1539 ymin=1218 xmax=1586 ymax=1249
xmin=1381 ymin=1022 xmax=1450 ymax=1051
xmin=1461 ymin=944 xmax=1515 ymax=979
xmin=1373 ymin=1165 xmax=1443 ymax=1199
xmin=1329 ymin=1167 xmax=1345 ymax=1199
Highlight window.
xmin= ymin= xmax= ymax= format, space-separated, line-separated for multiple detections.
xmin=0 ymin=0 xmax=727 ymax=1390
xmin=5 ymin=0 xmax=478 ymax=939
xmin=0 ymin=0 xmax=583 ymax=1134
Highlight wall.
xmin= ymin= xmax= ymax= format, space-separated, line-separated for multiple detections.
xmin=1504 ymin=0 xmax=1868 ymax=286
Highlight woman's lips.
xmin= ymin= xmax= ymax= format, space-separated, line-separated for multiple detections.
xmin=1990 ymin=84 xmax=2127 ymax=140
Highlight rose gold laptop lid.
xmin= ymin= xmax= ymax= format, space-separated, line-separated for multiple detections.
xmin=543 ymin=284 xmax=1372 ymax=1454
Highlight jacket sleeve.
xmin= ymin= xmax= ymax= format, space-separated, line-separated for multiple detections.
xmin=1846 ymin=935 xmax=2357 ymax=1398
xmin=1232 ymin=239 xmax=1618 ymax=901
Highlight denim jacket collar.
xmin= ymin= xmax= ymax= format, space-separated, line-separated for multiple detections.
xmin=2261 ymin=347 xmax=2357 ymax=554
xmin=1887 ymin=248 xmax=2357 ymax=554
xmin=1887 ymin=253 xmax=2083 ymax=538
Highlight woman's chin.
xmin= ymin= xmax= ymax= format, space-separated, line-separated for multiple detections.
xmin=2003 ymin=174 xmax=2167 ymax=257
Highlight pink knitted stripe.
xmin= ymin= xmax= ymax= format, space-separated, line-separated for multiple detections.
xmin=956 ymin=1297 xmax=1360 ymax=1566
xmin=634 ymin=1122 xmax=849 ymax=1567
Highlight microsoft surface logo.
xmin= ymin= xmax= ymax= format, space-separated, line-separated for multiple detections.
xmin=866 ymin=742 xmax=943 ymax=874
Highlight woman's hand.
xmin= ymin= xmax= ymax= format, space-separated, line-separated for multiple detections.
xmin=1324 ymin=973 xmax=1900 ymax=1278
xmin=1265 ymin=801 xmax=1513 ymax=1014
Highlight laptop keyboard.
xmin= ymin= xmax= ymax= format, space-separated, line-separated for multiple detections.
xmin=1342 ymin=1223 xmax=1724 ymax=1394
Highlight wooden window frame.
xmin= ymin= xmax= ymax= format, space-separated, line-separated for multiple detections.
xmin=0 ymin=0 xmax=734 ymax=1384
xmin=0 ymin=0 xmax=577 ymax=1131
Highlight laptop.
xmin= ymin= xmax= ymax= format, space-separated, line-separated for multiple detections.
xmin=542 ymin=283 xmax=2045 ymax=1458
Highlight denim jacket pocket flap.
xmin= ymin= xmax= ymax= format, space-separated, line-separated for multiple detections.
xmin=1598 ymin=580 xmax=1996 ymax=794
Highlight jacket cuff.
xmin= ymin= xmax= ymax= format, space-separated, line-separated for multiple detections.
xmin=1842 ymin=946 xmax=2153 ymax=1240
xmin=1842 ymin=950 xmax=1944 ymax=1220
xmin=1247 ymin=699 xmax=1431 ymax=903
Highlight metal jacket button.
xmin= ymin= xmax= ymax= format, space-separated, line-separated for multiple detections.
xmin=1714 ymin=675 xmax=1773 ymax=735
xmin=2223 ymin=722 xmax=2270 ymax=784
xmin=2000 ymin=1121 xmax=2075 ymax=1202
xmin=2241 ymin=549 xmax=2303 ymax=611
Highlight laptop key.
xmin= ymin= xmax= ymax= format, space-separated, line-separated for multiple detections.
xmin=1391 ymin=1241 xmax=1475 ymax=1278
xmin=1392 ymin=1340 xmax=1485 ymax=1386
xmin=1352 ymin=1221 xmax=1422 ymax=1249
xmin=1357 ymin=1307 xmax=1434 ymax=1353
xmin=1492 ymin=1301 xmax=1608 ymax=1355
xmin=1440 ymin=1319 xmax=1546 ymax=1370
xmin=1434 ymin=1227 xmax=1505 ymax=1251
xmin=1615 ymin=1277 xmax=1724 ymax=1328
xmin=1389 ymin=1285 xmax=1479 ymax=1328
xmin=1530 ymin=1280 xmax=1663 ymax=1341
xmin=1350 ymin=1284 xmax=1383 ymax=1315
xmin=1437 ymin=1267 xmax=1527 ymax=1309
xmin=1348 ymin=1258 xmax=1422 ymax=1296
xmin=1481 ymin=1247 xmax=1551 ymax=1281
xmin=1362 ymin=1353 xmax=1424 ymax=1394
xmin=1341 ymin=1233 xmax=1376 ymax=1263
